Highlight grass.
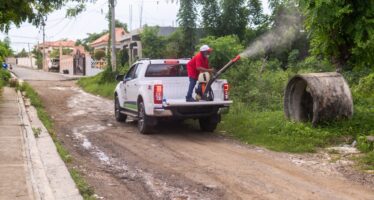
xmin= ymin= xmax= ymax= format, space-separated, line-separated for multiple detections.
xmin=19 ymin=82 xmax=96 ymax=200
xmin=77 ymin=71 xmax=117 ymax=99
xmin=219 ymin=101 xmax=374 ymax=153
xmin=360 ymin=152 xmax=374 ymax=170
xmin=32 ymin=127 xmax=42 ymax=138
xmin=70 ymin=169 xmax=96 ymax=200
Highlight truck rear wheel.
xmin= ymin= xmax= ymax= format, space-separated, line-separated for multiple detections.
xmin=115 ymin=96 xmax=127 ymax=122
xmin=199 ymin=114 xmax=220 ymax=132
xmin=138 ymin=101 xmax=153 ymax=134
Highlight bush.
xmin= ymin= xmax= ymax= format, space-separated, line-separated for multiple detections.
xmin=141 ymin=26 xmax=167 ymax=59
xmin=357 ymin=136 xmax=374 ymax=153
xmin=355 ymin=73 xmax=374 ymax=98
xmin=78 ymin=70 xmax=117 ymax=99
xmin=197 ymin=35 xmax=244 ymax=68
xmin=94 ymin=50 xmax=106 ymax=60
xmin=0 ymin=68 xmax=11 ymax=89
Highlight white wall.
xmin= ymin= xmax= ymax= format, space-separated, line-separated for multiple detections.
xmin=85 ymin=55 xmax=103 ymax=77
xmin=15 ymin=57 xmax=38 ymax=69
xmin=60 ymin=55 xmax=74 ymax=75
xmin=6 ymin=57 xmax=16 ymax=65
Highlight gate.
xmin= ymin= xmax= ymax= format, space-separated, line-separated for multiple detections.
xmin=73 ymin=50 xmax=86 ymax=75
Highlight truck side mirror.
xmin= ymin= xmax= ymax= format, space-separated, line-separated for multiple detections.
xmin=115 ymin=74 xmax=124 ymax=82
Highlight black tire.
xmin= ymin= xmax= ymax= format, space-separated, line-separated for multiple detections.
xmin=199 ymin=114 xmax=220 ymax=132
xmin=115 ymin=96 xmax=127 ymax=122
xmin=138 ymin=101 xmax=152 ymax=134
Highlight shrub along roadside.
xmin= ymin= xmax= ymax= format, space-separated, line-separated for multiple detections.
xmin=77 ymin=70 xmax=118 ymax=99
xmin=18 ymin=82 xmax=95 ymax=200
xmin=0 ymin=68 xmax=11 ymax=89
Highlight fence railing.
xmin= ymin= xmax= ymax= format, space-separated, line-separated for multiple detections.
xmin=91 ymin=59 xmax=107 ymax=69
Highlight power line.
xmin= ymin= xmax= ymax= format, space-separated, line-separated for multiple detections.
xmin=0 ymin=33 xmax=38 ymax=40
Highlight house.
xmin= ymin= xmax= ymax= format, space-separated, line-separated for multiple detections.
xmin=90 ymin=28 xmax=127 ymax=54
xmin=37 ymin=40 xmax=76 ymax=71
xmin=38 ymin=40 xmax=76 ymax=52
xmin=120 ymin=26 xmax=177 ymax=64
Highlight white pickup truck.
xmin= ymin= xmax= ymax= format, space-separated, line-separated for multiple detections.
xmin=114 ymin=59 xmax=232 ymax=134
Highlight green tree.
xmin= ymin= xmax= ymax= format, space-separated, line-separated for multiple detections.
xmin=177 ymin=0 xmax=197 ymax=57
xmin=115 ymin=20 xmax=129 ymax=32
xmin=198 ymin=35 xmax=244 ymax=68
xmin=32 ymin=47 xmax=43 ymax=69
xmin=164 ymin=28 xmax=185 ymax=58
xmin=141 ymin=26 xmax=166 ymax=59
xmin=17 ymin=48 xmax=28 ymax=57
xmin=0 ymin=42 xmax=11 ymax=62
xmin=248 ymin=0 xmax=267 ymax=27
xmin=219 ymin=0 xmax=249 ymax=40
xmin=0 ymin=0 xmax=91 ymax=32
xmin=299 ymin=0 xmax=374 ymax=70
xmin=200 ymin=0 xmax=221 ymax=36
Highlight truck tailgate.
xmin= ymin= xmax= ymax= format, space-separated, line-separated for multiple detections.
xmin=163 ymin=99 xmax=232 ymax=107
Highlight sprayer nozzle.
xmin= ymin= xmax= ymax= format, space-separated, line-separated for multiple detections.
xmin=232 ymin=55 xmax=241 ymax=62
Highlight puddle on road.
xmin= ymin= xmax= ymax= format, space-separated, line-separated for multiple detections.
xmin=49 ymin=86 xmax=70 ymax=91
xmin=72 ymin=124 xmax=111 ymax=165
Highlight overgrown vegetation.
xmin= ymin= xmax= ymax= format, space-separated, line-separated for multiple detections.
xmin=78 ymin=68 xmax=119 ymax=99
xmin=210 ymin=35 xmax=374 ymax=154
xmin=18 ymin=82 xmax=95 ymax=199
xmin=76 ymin=1 xmax=373 ymax=170
xmin=70 ymin=169 xmax=95 ymax=200
xmin=0 ymin=68 xmax=11 ymax=89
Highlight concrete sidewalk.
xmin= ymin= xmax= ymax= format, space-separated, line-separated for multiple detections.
xmin=0 ymin=87 xmax=34 ymax=199
xmin=0 ymin=87 xmax=82 ymax=200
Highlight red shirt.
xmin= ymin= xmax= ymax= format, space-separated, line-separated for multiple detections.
xmin=187 ymin=52 xmax=209 ymax=79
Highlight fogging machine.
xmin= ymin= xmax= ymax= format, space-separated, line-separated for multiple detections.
xmin=195 ymin=55 xmax=241 ymax=101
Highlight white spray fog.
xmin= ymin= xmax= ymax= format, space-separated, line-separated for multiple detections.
xmin=240 ymin=11 xmax=302 ymax=58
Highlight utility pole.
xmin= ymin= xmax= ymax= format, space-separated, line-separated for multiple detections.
xmin=42 ymin=18 xmax=47 ymax=71
xmin=129 ymin=4 xmax=132 ymax=31
xmin=110 ymin=0 xmax=117 ymax=71
xmin=140 ymin=0 xmax=144 ymax=28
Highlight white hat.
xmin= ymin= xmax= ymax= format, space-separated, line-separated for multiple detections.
xmin=200 ymin=45 xmax=213 ymax=52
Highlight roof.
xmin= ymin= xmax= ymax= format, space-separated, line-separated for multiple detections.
xmin=39 ymin=40 xmax=75 ymax=48
xmin=90 ymin=28 xmax=127 ymax=47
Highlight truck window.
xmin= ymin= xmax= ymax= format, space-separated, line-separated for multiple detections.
xmin=126 ymin=65 xmax=138 ymax=80
xmin=145 ymin=64 xmax=187 ymax=77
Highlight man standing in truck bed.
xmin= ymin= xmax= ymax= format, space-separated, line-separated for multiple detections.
xmin=186 ymin=45 xmax=215 ymax=102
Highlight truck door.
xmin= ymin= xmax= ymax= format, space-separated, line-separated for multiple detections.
xmin=123 ymin=64 xmax=140 ymax=112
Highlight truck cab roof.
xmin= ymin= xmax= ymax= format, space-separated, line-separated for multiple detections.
xmin=134 ymin=58 xmax=191 ymax=65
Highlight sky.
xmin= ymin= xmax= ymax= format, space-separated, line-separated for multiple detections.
xmin=0 ymin=0 xmax=270 ymax=53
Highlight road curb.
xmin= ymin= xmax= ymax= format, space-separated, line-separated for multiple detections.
xmin=17 ymin=89 xmax=55 ymax=200
xmin=16 ymin=82 xmax=82 ymax=200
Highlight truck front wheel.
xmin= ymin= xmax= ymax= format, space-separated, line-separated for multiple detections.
xmin=199 ymin=114 xmax=220 ymax=132
xmin=115 ymin=96 xmax=127 ymax=122
xmin=138 ymin=101 xmax=153 ymax=134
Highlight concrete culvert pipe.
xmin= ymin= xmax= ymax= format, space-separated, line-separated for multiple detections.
xmin=284 ymin=72 xmax=353 ymax=126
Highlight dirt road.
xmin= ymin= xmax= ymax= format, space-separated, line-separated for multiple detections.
xmin=14 ymin=67 xmax=374 ymax=200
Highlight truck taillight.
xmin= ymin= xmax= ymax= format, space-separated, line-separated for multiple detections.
xmin=154 ymin=84 xmax=163 ymax=104
xmin=223 ymin=83 xmax=229 ymax=100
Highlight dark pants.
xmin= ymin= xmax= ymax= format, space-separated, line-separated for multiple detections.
xmin=186 ymin=77 xmax=197 ymax=100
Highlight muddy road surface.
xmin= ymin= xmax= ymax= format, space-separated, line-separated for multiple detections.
xmin=14 ymin=67 xmax=374 ymax=200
